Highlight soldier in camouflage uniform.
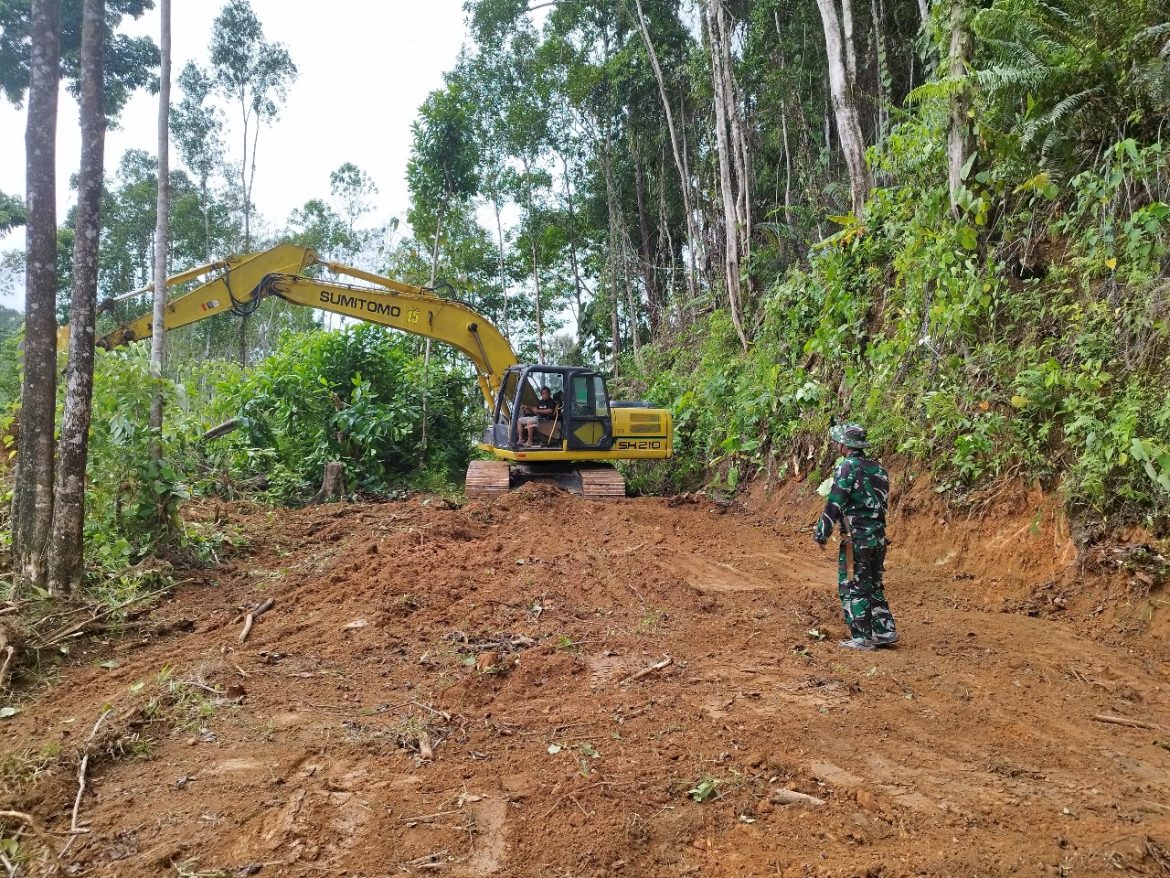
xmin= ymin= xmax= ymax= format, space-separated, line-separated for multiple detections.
xmin=813 ymin=422 xmax=899 ymax=650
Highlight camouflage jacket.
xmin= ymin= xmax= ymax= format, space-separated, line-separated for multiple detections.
xmin=814 ymin=453 xmax=890 ymax=548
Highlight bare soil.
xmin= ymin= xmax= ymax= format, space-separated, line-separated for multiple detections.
xmin=2 ymin=478 xmax=1169 ymax=877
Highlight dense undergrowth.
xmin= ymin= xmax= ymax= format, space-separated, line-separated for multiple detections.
xmin=1 ymin=324 xmax=475 ymax=591
xmin=623 ymin=132 xmax=1170 ymax=533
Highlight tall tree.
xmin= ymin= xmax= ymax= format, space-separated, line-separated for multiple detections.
xmin=328 ymin=161 xmax=379 ymax=266
xmin=47 ymin=0 xmax=107 ymax=594
xmin=330 ymin=163 xmax=378 ymax=235
xmin=705 ymin=0 xmax=751 ymax=350
xmin=815 ymin=0 xmax=872 ymax=216
xmin=207 ymin=0 xmax=297 ymax=364
xmin=406 ymin=80 xmax=480 ymax=457
xmin=150 ymin=0 xmax=170 ymax=432
xmin=631 ymin=0 xmax=700 ymax=306
xmin=11 ymin=0 xmax=61 ymax=593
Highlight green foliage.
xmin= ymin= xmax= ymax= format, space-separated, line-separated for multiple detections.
xmin=626 ymin=129 xmax=1170 ymax=529
xmin=85 ymin=347 xmax=193 ymax=565
xmin=0 ymin=189 xmax=24 ymax=232
xmin=972 ymin=0 xmax=1170 ymax=173
xmin=0 ymin=0 xmax=159 ymax=117
xmin=215 ymin=324 xmax=475 ymax=500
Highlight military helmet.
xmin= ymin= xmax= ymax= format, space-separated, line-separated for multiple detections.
xmin=830 ymin=422 xmax=870 ymax=449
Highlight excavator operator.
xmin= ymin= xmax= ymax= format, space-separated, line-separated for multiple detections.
xmin=519 ymin=386 xmax=557 ymax=446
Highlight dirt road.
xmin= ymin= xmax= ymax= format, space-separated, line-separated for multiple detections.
xmin=2 ymin=483 xmax=1168 ymax=877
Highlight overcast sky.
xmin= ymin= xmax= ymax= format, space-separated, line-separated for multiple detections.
xmin=0 ymin=0 xmax=469 ymax=306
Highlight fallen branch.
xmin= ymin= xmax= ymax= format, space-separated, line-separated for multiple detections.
xmin=619 ymin=656 xmax=673 ymax=686
xmin=201 ymin=418 xmax=239 ymax=442
xmin=0 ymin=644 xmax=14 ymax=694
xmin=176 ymin=680 xmax=226 ymax=696
xmin=69 ymin=755 xmax=89 ymax=835
xmin=62 ymin=708 xmax=113 ymax=856
xmin=769 ymin=789 xmax=826 ymax=807
xmin=1092 ymin=714 xmax=1161 ymax=731
xmin=399 ymin=850 xmax=450 ymax=868
xmin=410 ymin=701 xmax=452 ymax=721
xmin=239 ymin=598 xmax=276 ymax=643
xmin=30 ymin=586 xmax=175 ymax=650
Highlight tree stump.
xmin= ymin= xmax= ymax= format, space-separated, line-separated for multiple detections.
xmin=307 ymin=461 xmax=346 ymax=505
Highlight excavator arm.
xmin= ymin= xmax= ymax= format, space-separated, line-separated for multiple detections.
xmin=257 ymin=272 xmax=516 ymax=408
xmin=89 ymin=243 xmax=320 ymax=349
xmin=91 ymin=243 xmax=518 ymax=409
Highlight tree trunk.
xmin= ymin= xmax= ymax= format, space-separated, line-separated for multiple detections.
xmin=871 ymin=0 xmax=889 ymax=143
xmin=781 ymin=100 xmax=793 ymax=227
xmin=150 ymin=0 xmax=171 ymax=434
xmin=631 ymin=0 xmax=699 ymax=305
xmin=47 ymin=0 xmax=106 ymax=595
xmin=602 ymin=139 xmax=621 ymax=374
xmin=521 ymin=158 xmax=544 ymax=363
xmin=237 ymin=315 xmax=248 ymax=366
xmin=714 ymin=0 xmax=752 ymax=293
xmin=236 ymin=97 xmax=253 ymax=368
xmin=420 ymin=205 xmax=444 ymax=464
xmin=657 ymin=149 xmax=679 ymax=323
xmin=947 ymin=0 xmax=973 ymax=218
xmin=815 ymin=0 xmax=871 ymax=217
xmin=493 ymin=197 xmax=509 ymax=341
xmin=307 ymin=462 xmax=345 ymax=505
xmin=622 ymin=242 xmax=641 ymax=369
xmin=561 ymin=154 xmax=586 ymax=342
xmin=12 ymin=0 xmax=62 ymax=594
xmin=841 ymin=0 xmax=858 ymax=82
xmin=630 ymin=134 xmax=660 ymax=335
xmin=705 ymin=0 xmax=750 ymax=350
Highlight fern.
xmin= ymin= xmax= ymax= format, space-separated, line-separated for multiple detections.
xmin=972 ymin=0 xmax=1169 ymax=171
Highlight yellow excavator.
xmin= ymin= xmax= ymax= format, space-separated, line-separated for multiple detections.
xmin=71 ymin=243 xmax=673 ymax=499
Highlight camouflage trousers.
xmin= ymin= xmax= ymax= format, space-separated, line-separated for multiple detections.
xmin=837 ymin=542 xmax=897 ymax=640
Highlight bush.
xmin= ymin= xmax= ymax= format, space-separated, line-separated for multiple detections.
xmin=213 ymin=324 xmax=476 ymax=500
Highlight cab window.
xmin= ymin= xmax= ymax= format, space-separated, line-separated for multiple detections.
xmin=523 ymin=371 xmax=565 ymax=408
xmin=570 ymin=374 xmax=610 ymax=418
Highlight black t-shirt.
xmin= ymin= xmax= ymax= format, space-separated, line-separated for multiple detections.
xmin=535 ymin=397 xmax=555 ymax=419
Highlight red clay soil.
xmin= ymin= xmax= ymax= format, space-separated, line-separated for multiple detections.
xmin=2 ymin=480 xmax=1169 ymax=878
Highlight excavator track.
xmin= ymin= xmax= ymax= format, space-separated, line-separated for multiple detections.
xmin=577 ymin=465 xmax=627 ymax=500
xmin=465 ymin=460 xmax=511 ymax=496
xmin=466 ymin=461 xmax=627 ymax=500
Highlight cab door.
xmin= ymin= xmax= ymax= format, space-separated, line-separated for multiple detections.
xmin=565 ymin=372 xmax=614 ymax=451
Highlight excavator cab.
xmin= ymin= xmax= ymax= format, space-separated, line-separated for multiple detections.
xmin=486 ymin=365 xmax=614 ymax=452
